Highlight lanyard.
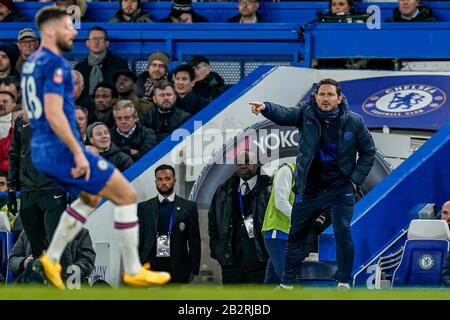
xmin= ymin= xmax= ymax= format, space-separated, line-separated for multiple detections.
xmin=238 ymin=191 xmax=247 ymax=218
xmin=160 ymin=203 xmax=175 ymax=235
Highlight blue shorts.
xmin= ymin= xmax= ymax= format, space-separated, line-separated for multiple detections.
xmin=33 ymin=148 xmax=115 ymax=196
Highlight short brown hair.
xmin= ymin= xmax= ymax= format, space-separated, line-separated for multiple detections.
xmin=316 ymin=78 xmax=341 ymax=96
xmin=35 ymin=6 xmax=69 ymax=30
xmin=152 ymin=80 xmax=175 ymax=96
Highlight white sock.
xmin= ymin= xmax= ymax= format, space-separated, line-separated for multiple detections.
xmin=114 ymin=203 xmax=141 ymax=276
xmin=47 ymin=199 xmax=95 ymax=262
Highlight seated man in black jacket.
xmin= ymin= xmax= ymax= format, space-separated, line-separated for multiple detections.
xmin=111 ymin=100 xmax=158 ymax=161
xmin=140 ymin=80 xmax=191 ymax=143
xmin=86 ymin=121 xmax=134 ymax=172
xmin=188 ymin=55 xmax=226 ymax=102
xmin=8 ymin=228 xmax=95 ymax=285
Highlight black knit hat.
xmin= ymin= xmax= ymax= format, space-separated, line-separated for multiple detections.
xmin=0 ymin=43 xmax=19 ymax=70
xmin=170 ymin=0 xmax=193 ymax=18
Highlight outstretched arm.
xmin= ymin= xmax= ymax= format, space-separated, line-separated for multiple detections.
xmin=250 ymin=101 xmax=302 ymax=127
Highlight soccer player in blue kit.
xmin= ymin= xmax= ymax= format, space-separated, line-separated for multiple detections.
xmin=21 ymin=6 xmax=171 ymax=289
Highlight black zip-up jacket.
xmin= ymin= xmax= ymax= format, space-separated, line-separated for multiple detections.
xmin=99 ymin=143 xmax=134 ymax=172
xmin=262 ymin=94 xmax=375 ymax=195
xmin=208 ymin=173 xmax=271 ymax=267
xmin=110 ymin=122 xmax=158 ymax=162
xmin=8 ymin=116 xmax=64 ymax=192
xmin=176 ymin=91 xmax=209 ymax=115
xmin=227 ymin=12 xmax=265 ymax=23
xmin=193 ymin=71 xmax=226 ymax=102
xmin=140 ymin=106 xmax=191 ymax=143
xmin=385 ymin=5 xmax=437 ymax=22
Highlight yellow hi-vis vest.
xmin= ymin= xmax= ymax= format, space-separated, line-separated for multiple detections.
xmin=261 ymin=162 xmax=295 ymax=235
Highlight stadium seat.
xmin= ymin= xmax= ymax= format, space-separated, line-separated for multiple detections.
xmin=0 ymin=231 xmax=14 ymax=284
xmin=391 ymin=219 xmax=450 ymax=287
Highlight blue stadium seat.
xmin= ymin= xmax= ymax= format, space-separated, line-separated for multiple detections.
xmin=0 ymin=231 xmax=14 ymax=284
xmin=392 ymin=220 xmax=450 ymax=287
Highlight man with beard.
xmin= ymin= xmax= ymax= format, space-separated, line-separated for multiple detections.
xmin=114 ymin=70 xmax=152 ymax=117
xmin=140 ymin=80 xmax=190 ymax=143
xmin=227 ymin=0 xmax=264 ymax=23
xmin=250 ymin=78 xmax=375 ymax=290
xmin=208 ymin=150 xmax=271 ymax=284
xmin=111 ymin=100 xmax=158 ymax=161
xmin=0 ymin=43 xmax=20 ymax=81
xmin=173 ymin=64 xmax=209 ymax=116
xmin=92 ymin=82 xmax=118 ymax=129
xmin=86 ymin=122 xmax=133 ymax=172
xmin=136 ymin=51 xmax=170 ymax=102
xmin=21 ymin=6 xmax=170 ymax=288
xmin=110 ymin=0 xmax=153 ymax=23
xmin=137 ymin=164 xmax=200 ymax=283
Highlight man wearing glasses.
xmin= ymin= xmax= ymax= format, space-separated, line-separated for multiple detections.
xmin=74 ymin=26 xmax=130 ymax=102
xmin=16 ymin=29 xmax=39 ymax=73
xmin=227 ymin=0 xmax=264 ymax=23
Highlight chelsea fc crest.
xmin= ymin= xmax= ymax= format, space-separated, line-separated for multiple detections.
xmin=418 ymin=254 xmax=435 ymax=270
xmin=362 ymin=84 xmax=446 ymax=118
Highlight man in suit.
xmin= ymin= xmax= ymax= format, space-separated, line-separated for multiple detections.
xmin=137 ymin=164 xmax=201 ymax=283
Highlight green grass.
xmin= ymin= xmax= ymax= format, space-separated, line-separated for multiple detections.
xmin=0 ymin=285 xmax=449 ymax=300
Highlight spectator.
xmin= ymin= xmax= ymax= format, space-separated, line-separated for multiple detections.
xmin=0 ymin=171 xmax=6 ymax=192
xmin=113 ymin=70 xmax=152 ymax=117
xmin=173 ymin=64 xmax=209 ymax=116
xmin=140 ymin=80 xmax=191 ymax=143
xmin=136 ymin=51 xmax=170 ymax=102
xmin=9 ymin=228 xmax=95 ymax=283
xmin=92 ymin=82 xmax=118 ymax=129
xmin=86 ymin=121 xmax=134 ymax=172
xmin=227 ymin=0 xmax=263 ymax=23
xmin=0 ymin=0 xmax=28 ymax=22
xmin=55 ymin=0 xmax=91 ymax=22
xmin=75 ymin=106 xmax=89 ymax=144
xmin=208 ymin=150 xmax=271 ymax=284
xmin=111 ymin=100 xmax=158 ymax=161
xmin=386 ymin=0 xmax=437 ymax=22
xmin=72 ymin=70 xmax=92 ymax=118
xmin=16 ymin=28 xmax=39 ymax=73
xmin=188 ymin=55 xmax=226 ymax=102
xmin=160 ymin=0 xmax=208 ymax=23
xmin=250 ymin=78 xmax=376 ymax=290
xmin=0 ymin=91 xmax=15 ymax=173
xmin=0 ymin=75 xmax=20 ymax=103
xmin=0 ymin=43 xmax=20 ymax=80
xmin=110 ymin=0 xmax=152 ymax=23
xmin=74 ymin=26 xmax=130 ymax=100
xmin=440 ymin=201 xmax=450 ymax=227
xmin=138 ymin=164 xmax=201 ymax=283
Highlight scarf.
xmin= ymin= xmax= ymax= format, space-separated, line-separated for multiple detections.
xmin=88 ymin=50 xmax=107 ymax=96
xmin=316 ymin=106 xmax=339 ymax=121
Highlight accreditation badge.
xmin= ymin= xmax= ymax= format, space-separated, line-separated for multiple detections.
xmin=156 ymin=234 xmax=171 ymax=257
xmin=243 ymin=215 xmax=255 ymax=239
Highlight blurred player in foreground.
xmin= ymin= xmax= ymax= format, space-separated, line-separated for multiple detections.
xmin=21 ymin=6 xmax=170 ymax=289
